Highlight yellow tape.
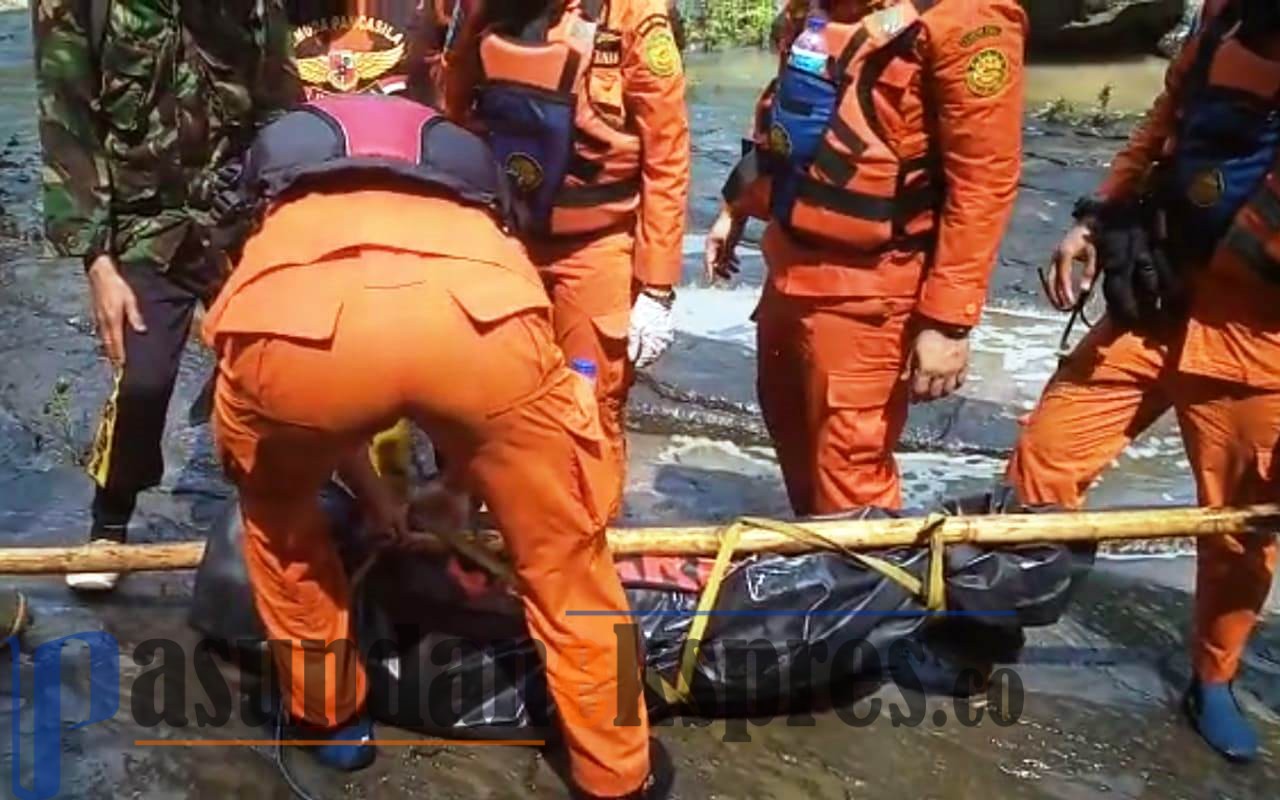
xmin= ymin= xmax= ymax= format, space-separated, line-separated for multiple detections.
xmin=86 ymin=369 xmax=123 ymax=488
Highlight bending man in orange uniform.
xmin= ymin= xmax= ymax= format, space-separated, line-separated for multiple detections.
xmin=1007 ymin=0 xmax=1280 ymax=762
xmin=704 ymin=0 xmax=1026 ymax=514
xmin=442 ymin=0 xmax=691 ymax=515
xmin=285 ymin=0 xmax=462 ymax=487
xmin=204 ymin=94 xmax=669 ymax=798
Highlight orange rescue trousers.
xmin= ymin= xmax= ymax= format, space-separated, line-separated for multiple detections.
xmin=755 ymin=286 xmax=914 ymax=515
xmin=1007 ymin=320 xmax=1280 ymax=684
xmin=529 ymin=229 xmax=638 ymax=520
xmin=209 ymin=220 xmax=649 ymax=795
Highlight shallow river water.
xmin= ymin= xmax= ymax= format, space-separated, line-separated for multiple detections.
xmin=0 ymin=13 xmax=1277 ymax=799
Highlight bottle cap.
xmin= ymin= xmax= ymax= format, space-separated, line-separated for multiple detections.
xmin=569 ymin=358 xmax=599 ymax=379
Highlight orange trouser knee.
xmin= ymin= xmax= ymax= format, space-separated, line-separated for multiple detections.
xmin=213 ymin=251 xmax=649 ymax=795
xmin=1007 ymin=320 xmax=1279 ymax=683
xmin=529 ymin=230 xmax=636 ymax=520
xmin=1005 ymin=321 xmax=1172 ymax=509
xmin=1178 ymin=377 xmax=1280 ymax=683
xmin=755 ymin=288 xmax=911 ymax=515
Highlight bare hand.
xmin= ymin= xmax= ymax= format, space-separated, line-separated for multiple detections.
xmin=703 ymin=205 xmax=746 ymax=284
xmin=905 ymin=327 xmax=970 ymax=403
xmin=87 ymin=255 xmax=146 ymax=365
xmin=1045 ymin=224 xmax=1098 ymax=311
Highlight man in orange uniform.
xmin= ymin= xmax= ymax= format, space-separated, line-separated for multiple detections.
xmin=704 ymin=0 xmax=1026 ymax=515
xmin=205 ymin=95 xmax=669 ymax=797
xmin=1008 ymin=0 xmax=1280 ymax=762
xmin=285 ymin=0 xmax=461 ymax=486
xmin=442 ymin=0 xmax=691 ymax=515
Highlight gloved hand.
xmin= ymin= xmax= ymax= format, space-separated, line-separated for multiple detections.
xmin=628 ymin=288 xmax=676 ymax=369
xmin=1095 ymin=204 xmax=1184 ymax=332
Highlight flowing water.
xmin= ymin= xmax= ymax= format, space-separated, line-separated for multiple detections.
xmin=0 ymin=16 xmax=1276 ymax=798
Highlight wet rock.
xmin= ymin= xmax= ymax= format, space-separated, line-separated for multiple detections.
xmin=1024 ymin=0 xmax=1186 ymax=54
xmin=1158 ymin=0 xmax=1203 ymax=56
xmin=631 ymin=333 xmax=1022 ymax=457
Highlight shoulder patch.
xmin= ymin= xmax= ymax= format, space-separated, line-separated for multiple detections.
xmin=959 ymin=25 xmax=1002 ymax=49
xmin=593 ymin=29 xmax=623 ymax=67
xmin=639 ymin=20 xmax=681 ymax=78
xmin=965 ymin=48 xmax=1010 ymax=97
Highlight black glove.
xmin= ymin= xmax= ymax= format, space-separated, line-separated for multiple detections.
xmin=1095 ymin=203 xmax=1185 ymax=332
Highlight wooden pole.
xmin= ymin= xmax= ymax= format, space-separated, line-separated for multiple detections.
xmin=2 ymin=504 xmax=1278 ymax=575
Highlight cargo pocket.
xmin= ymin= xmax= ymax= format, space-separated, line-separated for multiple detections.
xmin=588 ymin=308 xmax=632 ymax=391
xmin=100 ymin=18 xmax=175 ymax=143
xmin=823 ymin=370 xmax=904 ymax=461
xmin=557 ymin=370 xmax=613 ymax=530
xmin=447 ymin=274 xmax=559 ymax=419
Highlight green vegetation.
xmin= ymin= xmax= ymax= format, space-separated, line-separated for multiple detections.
xmin=40 ymin=376 xmax=86 ymax=465
xmin=681 ymin=0 xmax=777 ymax=50
xmin=1034 ymin=84 xmax=1136 ymax=128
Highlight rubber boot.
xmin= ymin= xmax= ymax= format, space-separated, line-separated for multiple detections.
xmin=1184 ymin=680 xmax=1259 ymax=763
xmin=283 ymin=712 xmax=377 ymax=771
xmin=571 ymin=738 xmax=674 ymax=800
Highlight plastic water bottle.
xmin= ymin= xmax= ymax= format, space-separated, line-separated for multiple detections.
xmin=569 ymin=357 xmax=598 ymax=387
xmin=788 ymin=7 xmax=830 ymax=77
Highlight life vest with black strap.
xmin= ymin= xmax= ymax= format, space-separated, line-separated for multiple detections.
xmin=1160 ymin=1 xmax=1280 ymax=270
xmin=762 ymin=0 xmax=943 ymax=254
xmin=475 ymin=0 xmax=642 ymax=237
xmin=212 ymin=94 xmax=511 ymax=257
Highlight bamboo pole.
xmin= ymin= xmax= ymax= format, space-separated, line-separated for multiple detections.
xmin=2 ymin=504 xmax=1279 ymax=575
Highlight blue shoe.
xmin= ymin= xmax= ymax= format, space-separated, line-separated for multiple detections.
xmin=285 ymin=713 xmax=376 ymax=772
xmin=1184 ymin=680 xmax=1259 ymax=763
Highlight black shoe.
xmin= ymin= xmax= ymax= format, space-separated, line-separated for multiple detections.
xmin=572 ymin=738 xmax=674 ymax=800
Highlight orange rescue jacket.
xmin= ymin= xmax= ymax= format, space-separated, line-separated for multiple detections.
xmin=725 ymin=0 xmax=1026 ymax=328
xmin=1097 ymin=0 xmax=1280 ymax=389
xmin=445 ymin=0 xmax=691 ymax=286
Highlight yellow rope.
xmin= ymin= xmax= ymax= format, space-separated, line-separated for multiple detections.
xmin=646 ymin=512 xmax=952 ymax=706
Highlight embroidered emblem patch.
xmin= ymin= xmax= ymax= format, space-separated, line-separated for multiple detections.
xmin=1188 ymin=169 xmax=1225 ymax=208
xmin=965 ymin=48 xmax=1010 ymax=97
xmin=505 ymin=153 xmax=544 ymax=193
xmin=642 ymin=28 xmax=681 ymax=77
xmin=960 ymin=25 xmax=1002 ymax=49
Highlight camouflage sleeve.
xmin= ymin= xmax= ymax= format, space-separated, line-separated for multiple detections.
xmin=32 ymin=0 xmax=111 ymax=260
xmin=254 ymin=0 xmax=303 ymax=125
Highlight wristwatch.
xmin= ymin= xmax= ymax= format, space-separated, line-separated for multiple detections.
xmin=640 ymin=284 xmax=676 ymax=308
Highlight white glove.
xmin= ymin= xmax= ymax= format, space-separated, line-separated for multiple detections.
xmin=628 ymin=289 xmax=676 ymax=369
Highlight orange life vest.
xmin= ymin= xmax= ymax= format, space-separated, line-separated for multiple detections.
xmin=476 ymin=0 xmax=641 ymax=237
xmin=762 ymin=0 xmax=941 ymax=254
xmin=1199 ymin=12 xmax=1280 ymax=283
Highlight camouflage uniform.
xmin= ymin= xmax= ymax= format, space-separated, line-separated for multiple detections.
xmin=33 ymin=0 xmax=300 ymax=536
